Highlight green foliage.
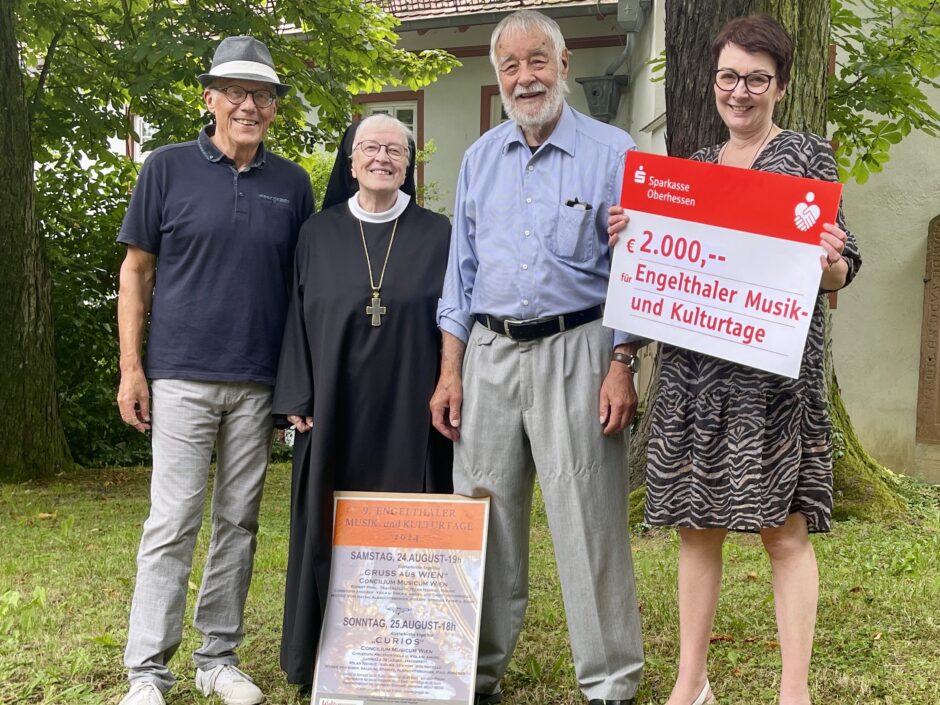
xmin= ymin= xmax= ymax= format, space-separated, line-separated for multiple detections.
xmin=0 ymin=587 xmax=47 ymax=645
xmin=831 ymin=426 xmax=846 ymax=460
xmin=38 ymin=160 xmax=151 ymax=465
xmin=14 ymin=0 xmax=457 ymax=465
xmin=830 ymin=0 xmax=940 ymax=182
xmin=297 ymin=151 xmax=336 ymax=207
xmin=414 ymin=138 xmax=444 ymax=211
xmin=16 ymin=0 xmax=459 ymax=164
xmin=646 ymin=49 xmax=666 ymax=84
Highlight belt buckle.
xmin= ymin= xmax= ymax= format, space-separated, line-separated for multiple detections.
xmin=503 ymin=316 xmax=539 ymax=340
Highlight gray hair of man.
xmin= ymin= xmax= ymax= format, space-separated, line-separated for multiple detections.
xmin=489 ymin=9 xmax=568 ymax=74
xmin=353 ymin=114 xmax=415 ymax=165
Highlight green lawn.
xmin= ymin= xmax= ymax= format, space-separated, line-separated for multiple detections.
xmin=1 ymin=464 xmax=937 ymax=704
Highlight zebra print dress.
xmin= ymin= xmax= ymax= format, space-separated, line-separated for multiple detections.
xmin=644 ymin=130 xmax=862 ymax=534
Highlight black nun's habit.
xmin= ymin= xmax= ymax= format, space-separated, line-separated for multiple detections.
xmin=274 ymin=123 xmax=453 ymax=687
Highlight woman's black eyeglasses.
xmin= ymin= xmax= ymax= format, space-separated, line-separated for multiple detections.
xmin=713 ymin=69 xmax=776 ymax=95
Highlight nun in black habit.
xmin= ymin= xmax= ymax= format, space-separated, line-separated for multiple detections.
xmin=273 ymin=115 xmax=453 ymax=691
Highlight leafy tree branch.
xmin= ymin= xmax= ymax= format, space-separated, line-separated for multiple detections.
xmin=829 ymin=0 xmax=940 ymax=182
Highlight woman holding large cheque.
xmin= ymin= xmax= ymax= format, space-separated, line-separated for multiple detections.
xmin=611 ymin=14 xmax=862 ymax=705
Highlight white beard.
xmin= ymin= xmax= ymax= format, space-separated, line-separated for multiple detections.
xmin=501 ymin=77 xmax=568 ymax=131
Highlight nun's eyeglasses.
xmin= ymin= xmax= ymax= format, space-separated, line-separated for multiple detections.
xmin=354 ymin=140 xmax=407 ymax=161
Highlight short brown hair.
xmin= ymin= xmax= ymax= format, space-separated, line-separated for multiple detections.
xmin=711 ymin=14 xmax=794 ymax=87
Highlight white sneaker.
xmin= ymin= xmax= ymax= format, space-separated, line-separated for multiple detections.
xmin=118 ymin=682 xmax=166 ymax=705
xmin=195 ymin=664 xmax=264 ymax=705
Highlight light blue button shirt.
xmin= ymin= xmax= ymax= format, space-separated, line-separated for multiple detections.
xmin=437 ymin=103 xmax=638 ymax=345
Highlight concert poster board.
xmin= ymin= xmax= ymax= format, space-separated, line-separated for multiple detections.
xmin=312 ymin=491 xmax=490 ymax=705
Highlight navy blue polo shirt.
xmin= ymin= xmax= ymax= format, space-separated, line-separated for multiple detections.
xmin=118 ymin=126 xmax=314 ymax=386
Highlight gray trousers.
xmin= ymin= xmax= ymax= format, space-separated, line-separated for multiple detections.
xmin=124 ymin=379 xmax=273 ymax=692
xmin=455 ymin=321 xmax=644 ymax=700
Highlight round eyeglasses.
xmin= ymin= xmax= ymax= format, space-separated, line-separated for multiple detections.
xmin=713 ymin=69 xmax=776 ymax=95
xmin=354 ymin=140 xmax=408 ymax=161
xmin=214 ymin=85 xmax=277 ymax=108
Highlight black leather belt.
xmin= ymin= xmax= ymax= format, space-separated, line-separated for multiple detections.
xmin=474 ymin=305 xmax=604 ymax=341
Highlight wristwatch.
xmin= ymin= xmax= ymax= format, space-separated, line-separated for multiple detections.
xmin=611 ymin=352 xmax=639 ymax=374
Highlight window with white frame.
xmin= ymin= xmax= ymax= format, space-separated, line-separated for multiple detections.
xmin=363 ymin=101 xmax=417 ymax=133
xmin=132 ymin=115 xmax=158 ymax=162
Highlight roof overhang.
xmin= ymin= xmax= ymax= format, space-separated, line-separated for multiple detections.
xmin=380 ymin=1 xmax=619 ymax=33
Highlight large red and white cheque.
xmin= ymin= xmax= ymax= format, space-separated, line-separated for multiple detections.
xmin=604 ymin=151 xmax=843 ymax=379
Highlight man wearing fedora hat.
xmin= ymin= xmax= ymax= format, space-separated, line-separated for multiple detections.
xmin=115 ymin=36 xmax=313 ymax=705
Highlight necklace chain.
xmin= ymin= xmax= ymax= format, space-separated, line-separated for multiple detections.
xmin=358 ymin=216 xmax=399 ymax=295
xmin=719 ymin=123 xmax=776 ymax=169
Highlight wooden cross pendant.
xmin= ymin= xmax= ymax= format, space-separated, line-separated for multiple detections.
xmin=366 ymin=293 xmax=387 ymax=327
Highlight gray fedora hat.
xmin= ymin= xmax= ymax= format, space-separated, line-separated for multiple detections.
xmin=198 ymin=36 xmax=291 ymax=97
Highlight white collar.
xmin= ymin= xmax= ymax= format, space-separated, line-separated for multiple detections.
xmin=348 ymin=190 xmax=411 ymax=223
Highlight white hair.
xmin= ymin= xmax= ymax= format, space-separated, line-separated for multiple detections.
xmin=354 ymin=114 xmax=414 ymax=164
xmin=489 ymin=10 xmax=567 ymax=72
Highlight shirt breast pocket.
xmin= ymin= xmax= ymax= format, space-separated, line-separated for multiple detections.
xmin=256 ymin=196 xmax=295 ymax=232
xmin=256 ymin=190 xmax=296 ymax=223
xmin=551 ymin=204 xmax=595 ymax=262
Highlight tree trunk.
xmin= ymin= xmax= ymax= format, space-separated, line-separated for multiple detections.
xmin=630 ymin=0 xmax=903 ymax=519
xmin=664 ymin=0 xmax=754 ymax=159
xmin=0 ymin=0 xmax=73 ymax=481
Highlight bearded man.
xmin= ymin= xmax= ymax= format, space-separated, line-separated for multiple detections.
xmin=431 ymin=9 xmax=644 ymax=705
